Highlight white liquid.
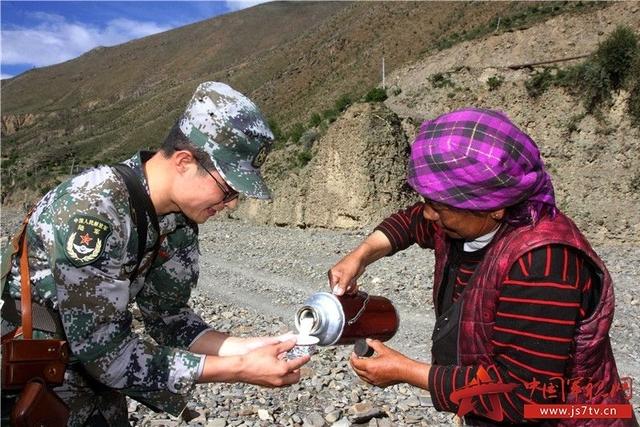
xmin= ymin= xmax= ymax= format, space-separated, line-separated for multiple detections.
xmin=298 ymin=316 xmax=314 ymax=337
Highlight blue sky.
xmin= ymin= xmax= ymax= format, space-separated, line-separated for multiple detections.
xmin=0 ymin=1 xmax=268 ymax=79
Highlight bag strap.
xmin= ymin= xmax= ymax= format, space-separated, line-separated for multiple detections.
xmin=19 ymin=229 xmax=33 ymax=340
xmin=112 ymin=164 xmax=161 ymax=282
xmin=2 ymin=212 xmax=66 ymax=339
xmin=1 ymin=213 xmax=34 ymax=340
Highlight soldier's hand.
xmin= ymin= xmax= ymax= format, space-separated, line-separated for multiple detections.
xmin=238 ymin=338 xmax=309 ymax=387
xmin=218 ymin=332 xmax=296 ymax=357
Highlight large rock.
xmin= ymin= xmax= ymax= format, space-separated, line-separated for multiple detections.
xmin=233 ymin=103 xmax=417 ymax=229
xmin=1 ymin=113 xmax=37 ymax=136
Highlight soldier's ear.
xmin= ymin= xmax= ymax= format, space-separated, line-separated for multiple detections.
xmin=173 ymin=150 xmax=196 ymax=173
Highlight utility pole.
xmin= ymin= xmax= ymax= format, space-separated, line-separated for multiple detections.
xmin=382 ymin=55 xmax=386 ymax=89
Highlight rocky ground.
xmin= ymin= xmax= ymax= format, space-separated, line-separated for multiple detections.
xmin=1 ymin=212 xmax=638 ymax=426
xmin=136 ymin=218 xmax=639 ymax=426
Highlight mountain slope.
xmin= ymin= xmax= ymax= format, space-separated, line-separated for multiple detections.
xmin=1 ymin=1 xmax=607 ymax=204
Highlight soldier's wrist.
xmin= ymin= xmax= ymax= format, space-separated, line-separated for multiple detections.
xmin=198 ymin=354 xmax=244 ymax=383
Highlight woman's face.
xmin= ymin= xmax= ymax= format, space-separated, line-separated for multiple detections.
xmin=422 ymin=200 xmax=503 ymax=240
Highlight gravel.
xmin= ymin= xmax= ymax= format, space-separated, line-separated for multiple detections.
xmin=134 ymin=218 xmax=640 ymax=426
xmin=1 ymin=212 xmax=638 ymax=425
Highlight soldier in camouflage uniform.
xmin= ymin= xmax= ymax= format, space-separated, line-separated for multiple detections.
xmin=1 ymin=82 xmax=308 ymax=426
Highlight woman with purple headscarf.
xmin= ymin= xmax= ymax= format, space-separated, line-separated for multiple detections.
xmin=329 ymin=108 xmax=636 ymax=426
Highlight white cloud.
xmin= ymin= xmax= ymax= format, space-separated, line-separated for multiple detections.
xmin=1 ymin=73 xmax=14 ymax=80
xmin=224 ymin=0 xmax=271 ymax=12
xmin=1 ymin=13 xmax=172 ymax=68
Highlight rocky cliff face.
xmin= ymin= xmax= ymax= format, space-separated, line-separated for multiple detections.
xmin=232 ymin=103 xmax=418 ymax=228
xmin=1 ymin=113 xmax=37 ymax=135
xmin=383 ymin=1 xmax=640 ymax=244
xmin=234 ymin=2 xmax=640 ymax=245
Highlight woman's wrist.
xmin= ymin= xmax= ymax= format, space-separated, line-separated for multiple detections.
xmin=400 ymin=359 xmax=430 ymax=390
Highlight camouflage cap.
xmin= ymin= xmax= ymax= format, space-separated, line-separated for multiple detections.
xmin=179 ymin=81 xmax=274 ymax=200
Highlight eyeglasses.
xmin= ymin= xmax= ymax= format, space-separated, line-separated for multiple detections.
xmin=196 ymin=158 xmax=239 ymax=204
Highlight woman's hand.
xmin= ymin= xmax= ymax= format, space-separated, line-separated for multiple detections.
xmin=328 ymin=252 xmax=366 ymax=296
xmin=328 ymin=230 xmax=393 ymax=296
xmin=350 ymin=339 xmax=430 ymax=389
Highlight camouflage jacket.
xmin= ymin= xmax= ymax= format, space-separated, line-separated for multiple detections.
xmin=2 ymin=152 xmax=210 ymax=425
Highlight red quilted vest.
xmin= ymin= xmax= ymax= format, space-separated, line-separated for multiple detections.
xmin=431 ymin=212 xmax=635 ymax=426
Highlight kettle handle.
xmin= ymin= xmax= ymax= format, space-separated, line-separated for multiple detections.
xmin=346 ymin=291 xmax=370 ymax=325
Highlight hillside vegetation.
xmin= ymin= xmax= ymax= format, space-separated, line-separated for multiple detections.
xmin=1 ymin=1 xmax=607 ymax=205
xmin=231 ymin=2 xmax=640 ymax=245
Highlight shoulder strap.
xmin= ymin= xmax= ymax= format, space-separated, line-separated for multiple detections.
xmin=19 ymin=232 xmax=33 ymax=339
xmin=1 ymin=213 xmax=66 ymax=338
xmin=112 ymin=164 xmax=160 ymax=282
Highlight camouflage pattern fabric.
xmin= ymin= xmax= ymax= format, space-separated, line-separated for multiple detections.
xmin=1 ymin=152 xmax=211 ymax=426
xmin=179 ymin=81 xmax=274 ymax=200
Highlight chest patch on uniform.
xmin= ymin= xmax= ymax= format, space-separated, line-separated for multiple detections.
xmin=64 ymin=215 xmax=112 ymax=267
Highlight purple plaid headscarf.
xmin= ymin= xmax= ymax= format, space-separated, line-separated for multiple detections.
xmin=408 ymin=108 xmax=556 ymax=225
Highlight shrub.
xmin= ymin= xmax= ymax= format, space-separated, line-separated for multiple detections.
xmin=487 ymin=76 xmax=504 ymax=91
xmin=628 ymin=74 xmax=640 ymax=128
xmin=566 ymin=113 xmax=585 ymax=134
xmin=288 ymin=122 xmax=305 ymax=144
xmin=554 ymin=64 xmax=583 ymax=92
xmin=296 ymin=149 xmax=313 ymax=168
xmin=626 ymin=42 xmax=640 ymax=128
xmin=579 ymin=62 xmax=612 ymax=112
xmin=299 ymin=129 xmax=319 ymax=149
xmin=267 ymin=118 xmax=284 ymax=142
xmin=430 ymin=72 xmax=454 ymax=89
xmin=364 ymin=87 xmax=388 ymax=103
xmin=322 ymin=108 xmax=338 ymax=123
xmin=308 ymin=113 xmax=322 ymax=128
xmin=594 ymin=25 xmax=639 ymax=90
xmin=334 ymin=94 xmax=353 ymax=112
xmin=525 ymin=68 xmax=554 ymax=98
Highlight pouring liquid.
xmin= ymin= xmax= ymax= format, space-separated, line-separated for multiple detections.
xmin=298 ymin=315 xmax=315 ymax=339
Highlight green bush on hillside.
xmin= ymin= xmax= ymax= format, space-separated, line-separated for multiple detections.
xmin=628 ymin=58 xmax=640 ymax=128
xmin=297 ymin=149 xmax=313 ymax=168
xmin=322 ymin=108 xmax=338 ymax=123
xmin=288 ymin=122 xmax=306 ymax=144
xmin=525 ymin=68 xmax=555 ymax=98
xmin=594 ymin=25 xmax=639 ymax=90
xmin=308 ymin=113 xmax=322 ymax=128
xmin=268 ymin=118 xmax=284 ymax=143
xmin=525 ymin=25 xmax=640 ymax=126
xmin=334 ymin=94 xmax=353 ymax=112
xmin=431 ymin=72 xmax=454 ymax=89
xmin=579 ymin=62 xmax=613 ymax=112
xmin=487 ymin=76 xmax=504 ymax=91
xmin=364 ymin=87 xmax=388 ymax=102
